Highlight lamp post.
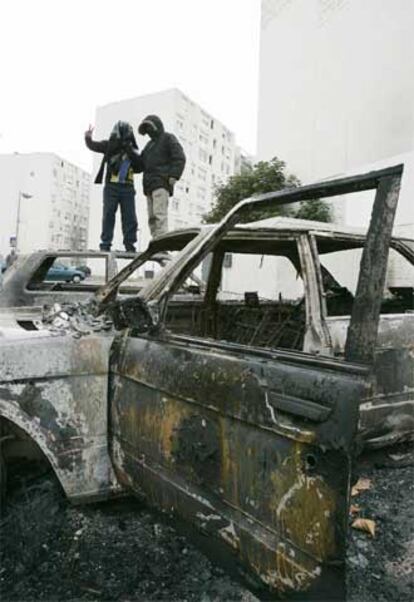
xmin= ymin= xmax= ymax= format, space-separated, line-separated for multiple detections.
xmin=15 ymin=190 xmax=32 ymax=251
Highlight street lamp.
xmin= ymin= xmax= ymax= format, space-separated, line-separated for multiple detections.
xmin=15 ymin=190 xmax=33 ymax=251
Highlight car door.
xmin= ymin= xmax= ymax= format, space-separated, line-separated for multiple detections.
xmin=108 ymin=165 xmax=402 ymax=600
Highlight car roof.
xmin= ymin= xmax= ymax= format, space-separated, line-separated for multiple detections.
xmin=12 ymin=218 xmax=414 ymax=261
xmin=147 ymin=217 xmax=412 ymax=253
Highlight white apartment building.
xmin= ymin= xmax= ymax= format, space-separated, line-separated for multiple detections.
xmin=0 ymin=153 xmax=90 ymax=257
xmin=88 ymin=88 xmax=242 ymax=252
xmin=258 ymin=0 xmax=414 ymax=236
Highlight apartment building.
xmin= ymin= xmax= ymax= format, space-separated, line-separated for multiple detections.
xmin=0 ymin=153 xmax=90 ymax=257
xmin=89 ymin=89 xmax=243 ymax=251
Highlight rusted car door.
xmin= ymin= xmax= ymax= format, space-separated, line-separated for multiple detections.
xmin=108 ymin=166 xmax=403 ymax=600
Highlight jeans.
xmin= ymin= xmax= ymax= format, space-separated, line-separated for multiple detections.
xmin=146 ymin=187 xmax=169 ymax=238
xmin=101 ymin=184 xmax=138 ymax=249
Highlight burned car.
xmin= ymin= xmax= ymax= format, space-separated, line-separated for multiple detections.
xmin=0 ymin=245 xmax=204 ymax=329
xmin=0 ymin=165 xmax=412 ymax=600
xmin=0 ymin=249 xmax=138 ymax=308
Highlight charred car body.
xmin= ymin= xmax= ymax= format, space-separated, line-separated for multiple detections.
xmin=0 ymin=165 xmax=412 ymax=600
xmin=0 ymin=249 xmax=137 ymax=308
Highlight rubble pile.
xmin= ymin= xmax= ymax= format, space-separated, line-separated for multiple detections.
xmin=41 ymin=301 xmax=114 ymax=338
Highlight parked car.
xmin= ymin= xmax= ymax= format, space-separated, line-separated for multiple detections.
xmin=45 ymin=263 xmax=86 ymax=284
xmin=75 ymin=264 xmax=92 ymax=277
xmin=0 ymin=165 xmax=412 ymax=600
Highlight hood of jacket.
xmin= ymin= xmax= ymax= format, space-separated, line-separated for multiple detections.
xmin=108 ymin=120 xmax=138 ymax=152
xmin=138 ymin=115 xmax=165 ymax=138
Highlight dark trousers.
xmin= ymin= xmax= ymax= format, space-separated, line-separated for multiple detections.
xmin=101 ymin=184 xmax=138 ymax=249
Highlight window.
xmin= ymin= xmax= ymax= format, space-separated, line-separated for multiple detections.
xmin=164 ymin=242 xmax=306 ymax=351
xmin=223 ymin=253 xmax=232 ymax=268
xmin=198 ymin=167 xmax=207 ymax=181
xmin=199 ymin=133 xmax=209 ymax=146
xmin=199 ymin=148 xmax=208 ymax=163
xmin=318 ymin=240 xmax=414 ymax=316
xmin=116 ymin=248 xmax=204 ymax=297
xmin=201 ymin=113 xmax=210 ymax=129
xmin=217 ymin=254 xmax=304 ymax=303
xmin=27 ymin=256 xmax=109 ymax=291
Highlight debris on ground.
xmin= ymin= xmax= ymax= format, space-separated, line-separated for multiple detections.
xmin=351 ymin=477 xmax=372 ymax=496
xmin=351 ymin=517 xmax=376 ymax=537
xmin=347 ymin=444 xmax=414 ymax=602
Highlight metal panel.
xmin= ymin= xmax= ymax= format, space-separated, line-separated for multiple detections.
xmin=110 ymin=335 xmax=367 ymax=599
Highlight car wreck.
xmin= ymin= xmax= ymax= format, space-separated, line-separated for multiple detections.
xmin=0 ymin=165 xmax=412 ymax=600
xmin=0 ymin=249 xmax=140 ymax=309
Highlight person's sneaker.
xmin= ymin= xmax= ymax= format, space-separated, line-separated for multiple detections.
xmin=100 ymin=245 xmax=111 ymax=252
xmin=125 ymin=244 xmax=136 ymax=253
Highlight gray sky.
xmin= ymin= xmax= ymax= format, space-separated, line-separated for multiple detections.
xmin=0 ymin=0 xmax=261 ymax=171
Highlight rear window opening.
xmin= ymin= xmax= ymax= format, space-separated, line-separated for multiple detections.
xmin=318 ymin=241 xmax=414 ymax=316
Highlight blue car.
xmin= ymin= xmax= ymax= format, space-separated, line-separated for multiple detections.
xmin=45 ymin=263 xmax=86 ymax=283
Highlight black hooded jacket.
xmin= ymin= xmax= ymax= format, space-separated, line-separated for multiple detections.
xmin=85 ymin=121 xmax=141 ymax=186
xmin=138 ymin=115 xmax=186 ymax=196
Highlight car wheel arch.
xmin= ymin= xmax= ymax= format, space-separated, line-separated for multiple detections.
xmin=0 ymin=401 xmax=71 ymax=498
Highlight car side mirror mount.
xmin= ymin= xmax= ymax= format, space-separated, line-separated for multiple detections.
xmin=108 ymin=297 xmax=156 ymax=333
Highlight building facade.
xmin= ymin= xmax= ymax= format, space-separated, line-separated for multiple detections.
xmin=258 ymin=0 xmax=414 ymax=236
xmin=88 ymin=88 xmax=243 ymax=251
xmin=0 ymin=153 xmax=90 ymax=257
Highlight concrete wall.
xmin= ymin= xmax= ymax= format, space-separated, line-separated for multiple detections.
xmin=258 ymin=0 xmax=414 ymax=233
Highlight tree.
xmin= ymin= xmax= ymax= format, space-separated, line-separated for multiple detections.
xmin=294 ymin=198 xmax=333 ymax=222
xmin=203 ymin=157 xmax=332 ymax=224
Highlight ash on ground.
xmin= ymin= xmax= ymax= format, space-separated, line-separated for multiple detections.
xmin=347 ymin=445 xmax=414 ymax=602
xmin=1 ymin=446 xmax=413 ymax=602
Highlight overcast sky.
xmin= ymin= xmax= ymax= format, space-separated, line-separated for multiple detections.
xmin=0 ymin=0 xmax=261 ymax=171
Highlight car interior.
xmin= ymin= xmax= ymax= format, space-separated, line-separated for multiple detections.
xmin=164 ymin=235 xmax=307 ymax=351
xmin=163 ymin=232 xmax=414 ymax=352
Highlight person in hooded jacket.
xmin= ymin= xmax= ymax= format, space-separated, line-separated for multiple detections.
xmin=85 ymin=121 xmax=141 ymax=252
xmin=137 ymin=115 xmax=186 ymax=238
